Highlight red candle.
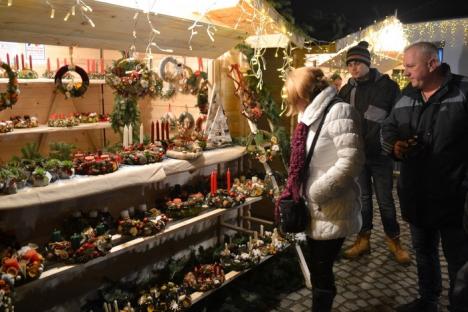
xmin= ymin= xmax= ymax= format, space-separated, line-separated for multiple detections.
xmin=214 ymin=171 xmax=218 ymax=193
xmin=165 ymin=122 xmax=170 ymax=141
xmin=64 ymin=58 xmax=67 ymax=65
xmin=87 ymin=59 xmax=90 ymax=72
xmin=210 ymin=171 xmax=215 ymax=195
xmin=226 ymin=168 xmax=231 ymax=191
xmin=15 ymin=55 xmax=19 ymax=70
xmin=29 ymin=55 xmax=33 ymax=70
xmin=156 ymin=120 xmax=160 ymax=141
xmin=56 ymin=58 xmax=60 ymax=70
xmin=150 ymin=121 xmax=155 ymax=143
xmin=92 ymin=59 xmax=96 ymax=73
xmin=21 ymin=53 xmax=25 ymax=70
xmin=100 ymin=58 xmax=104 ymax=74
xmin=47 ymin=57 xmax=51 ymax=71
xmin=6 ymin=53 xmax=10 ymax=66
xmin=161 ymin=121 xmax=165 ymax=141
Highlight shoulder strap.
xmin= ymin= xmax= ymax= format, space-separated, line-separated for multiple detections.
xmin=304 ymin=96 xmax=342 ymax=167
xmin=300 ymin=96 xmax=341 ymax=195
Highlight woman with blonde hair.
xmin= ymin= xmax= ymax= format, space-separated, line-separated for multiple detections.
xmin=277 ymin=67 xmax=364 ymax=311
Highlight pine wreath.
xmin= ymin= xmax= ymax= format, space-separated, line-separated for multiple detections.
xmin=54 ymin=65 xmax=89 ymax=99
xmin=0 ymin=62 xmax=20 ymax=111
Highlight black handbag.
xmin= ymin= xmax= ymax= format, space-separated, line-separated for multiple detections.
xmin=279 ymin=98 xmax=340 ymax=233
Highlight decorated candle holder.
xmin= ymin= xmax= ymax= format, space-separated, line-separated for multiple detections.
xmin=17 ymin=68 xmax=38 ymax=79
xmin=10 ymin=115 xmax=38 ymax=128
xmin=1 ymin=244 xmax=45 ymax=284
xmin=165 ymin=112 xmax=207 ymax=160
xmin=137 ymin=282 xmax=192 ymax=311
xmin=46 ymin=226 xmax=113 ymax=264
xmin=119 ymin=142 xmax=165 ymax=165
xmin=165 ymin=192 xmax=207 ymax=219
xmin=231 ymin=176 xmax=266 ymax=197
xmin=73 ymin=152 xmax=120 ymax=175
xmin=0 ymin=120 xmax=14 ymax=133
xmin=183 ymin=263 xmax=225 ymax=292
xmin=48 ymin=113 xmax=80 ymax=127
xmin=219 ymin=241 xmax=263 ymax=272
xmin=117 ymin=208 xmax=169 ymax=237
xmin=205 ymin=189 xmax=246 ymax=209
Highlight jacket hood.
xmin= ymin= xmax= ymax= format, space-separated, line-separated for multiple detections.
xmin=299 ymin=86 xmax=337 ymax=126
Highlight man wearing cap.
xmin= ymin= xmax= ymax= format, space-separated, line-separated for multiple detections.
xmin=339 ymin=41 xmax=410 ymax=264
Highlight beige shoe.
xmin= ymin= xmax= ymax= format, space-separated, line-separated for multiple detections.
xmin=386 ymin=236 xmax=411 ymax=264
xmin=343 ymin=232 xmax=371 ymax=259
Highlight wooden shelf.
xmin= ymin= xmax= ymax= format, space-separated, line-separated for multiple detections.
xmin=0 ymin=122 xmax=111 ymax=137
xmin=15 ymin=197 xmax=262 ymax=299
xmin=0 ymin=78 xmax=105 ymax=84
xmin=190 ymin=243 xmax=290 ymax=305
xmin=0 ymin=146 xmax=246 ymax=210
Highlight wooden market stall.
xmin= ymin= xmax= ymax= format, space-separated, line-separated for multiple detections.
xmin=0 ymin=1 xmax=304 ymax=311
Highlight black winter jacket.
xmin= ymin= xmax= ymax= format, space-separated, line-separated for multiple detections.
xmin=339 ymin=68 xmax=400 ymax=158
xmin=381 ymin=63 xmax=468 ymax=228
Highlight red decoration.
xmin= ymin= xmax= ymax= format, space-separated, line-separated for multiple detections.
xmin=29 ymin=55 xmax=33 ymax=70
xmin=92 ymin=59 xmax=96 ymax=73
xmin=166 ymin=122 xmax=170 ymax=141
xmin=87 ymin=59 xmax=90 ymax=72
xmin=226 ymin=168 xmax=231 ymax=191
xmin=161 ymin=121 xmax=165 ymax=141
xmin=15 ymin=55 xmax=19 ymax=69
xmin=64 ymin=58 xmax=67 ymax=65
xmin=214 ymin=171 xmax=218 ymax=193
xmin=21 ymin=53 xmax=25 ymax=70
xmin=47 ymin=58 xmax=51 ymax=71
xmin=210 ymin=171 xmax=215 ymax=196
xmin=156 ymin=121 xmax=160 ymax=141
xmin=100 ymin=58 xmax=104 ymax=74
xmin=151 ymin=121 xmax=155 ymax=143
xmin=56 ymin=58 xmax=60 ymax=70
xmin=6 ymin=53 xmax=10 ymax=66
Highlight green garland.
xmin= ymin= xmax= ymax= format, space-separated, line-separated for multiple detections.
xmin=110 ymin=95 xmax=140 ymax=134
xmin=235 ymin=44 xmax=290 ymax=167
xmin=0 ymin=62 xmax=19 ymax=111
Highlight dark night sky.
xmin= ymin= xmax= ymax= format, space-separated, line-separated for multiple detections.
xmin=287 ymin=0 xmax=468 ymax=41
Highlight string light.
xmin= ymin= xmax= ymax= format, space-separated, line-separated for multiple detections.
xmin=44 ymin=0 xmax=95 ymax=27
xmin=404 ymin=18 xmax=468 ymax=47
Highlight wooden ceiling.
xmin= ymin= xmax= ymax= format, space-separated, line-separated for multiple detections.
xmin=0 ymin=0 xmax=248 ymax=58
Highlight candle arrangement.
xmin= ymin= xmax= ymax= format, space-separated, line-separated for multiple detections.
xmin=117 ymin=207 xmax=169 ymax=237
xmin=48 ymin=113 xmax=80 ymax=127
xmin=165 ymin=192 xmax=207 ymax=219
xmin=0 ymin=120 xmax=14 ymax=133
xmin=10 ymin=115 xmax=39 ymax=128
xmin=72 ymin=152 xmax=120 ymax=175
xmin=183 ymin=263 xmax=225 ymax=292
xmin=136 ymin=282 xmax=192 ymax=312
xmin=119 ymin=142 xmax=165 ymax=166
xmin=165 ymin=112 xmax=207 ymax=160
xmin=1 ymin=244 xmax=45 ymax=284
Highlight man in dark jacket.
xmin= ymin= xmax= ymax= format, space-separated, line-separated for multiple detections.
xmin=381 ymin=41 xmax=468 ymax=312
xmin=340 ymin=41 xmax=410 ymax=264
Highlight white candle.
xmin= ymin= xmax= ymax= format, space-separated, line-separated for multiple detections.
xmin=128 ymin=124 xmax=133 ymax=146
xmin=260 ymin=225 xmax=264 ymax=237
xmin=123 ymin=125 xmax=128 ymax=147
xmin=139 ymin=123 xmax=144 ymax=144
xmin=103 ymin=303 xmax=109 ymax=312
xmin=254 ymin=231 xmax=258 ymax=241
xmin=113 ymin=300 xmax=119 ymax=312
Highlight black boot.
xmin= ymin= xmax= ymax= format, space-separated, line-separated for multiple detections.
xmin=312 ymin=288 xmax=336 ymax=312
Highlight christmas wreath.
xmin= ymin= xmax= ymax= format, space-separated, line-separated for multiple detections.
xmin=187 ymin=70 xmax=210 ymax=112
xmin=54 ymin=65 xmax=89 ymax=99
xmin=105 ymin=57 xmax=161 ymax=98
xmin=0 ymin=62 xmax=19 ymax=111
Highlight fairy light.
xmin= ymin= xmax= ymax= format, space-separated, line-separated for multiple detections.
xmin=404 ymin=18 xmax=468 ymax=47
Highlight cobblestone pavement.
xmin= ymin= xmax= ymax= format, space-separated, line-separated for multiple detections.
xmin=270 ymin=190 xmax=451 ymax=312
xmin=191 ymin=186 xmax=451 ymax=312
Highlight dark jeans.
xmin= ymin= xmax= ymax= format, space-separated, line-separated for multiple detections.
xmin=359 ymin=154 xmax=400 ymax=238
xmin=307 ymin=237 xmax=345 ymax=291
xmin=410 ymin=224 xmax=468 ymax=311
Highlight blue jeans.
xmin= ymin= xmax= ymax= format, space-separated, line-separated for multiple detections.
xmin=410 ymin=224 xmax=468 ymax=311
xmin=359 ymin=154 xmax=400 ymax=238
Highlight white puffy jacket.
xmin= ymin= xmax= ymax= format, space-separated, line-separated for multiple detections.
xmin=299 ymin=86 xmax=364 ymax=240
